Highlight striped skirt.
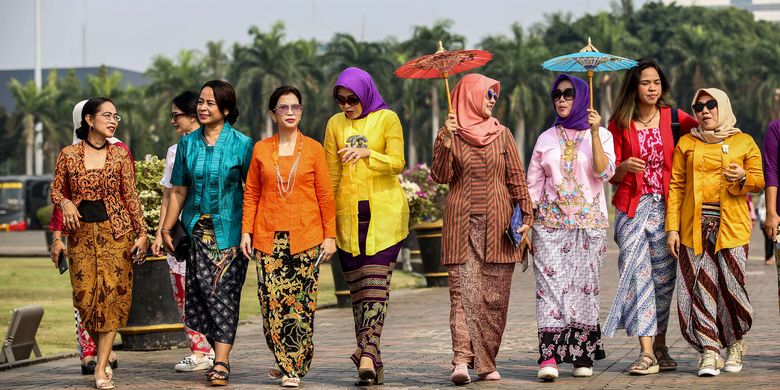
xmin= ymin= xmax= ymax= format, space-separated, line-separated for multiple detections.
xmin=677 ymin=209 xmax=753 ymax=352
xmin=604 ymin=194 xmax=676 ymax=337
xmin=338 ymin=201 xmax=402 ymax=369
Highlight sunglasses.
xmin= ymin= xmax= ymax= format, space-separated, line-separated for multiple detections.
xmin=487 ymin=89 xmax=499 ymax=101
xmin=693 ymin=99 xmax=717 ymax=113
xmin=551 ymin=88 xmax=576 ymax=101
xmin=335 ymin=95 xmax=360 ymax=107
xmin=274 ymin=104 xmax=303 ymax=114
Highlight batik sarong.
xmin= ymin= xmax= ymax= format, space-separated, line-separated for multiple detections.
xmin=448 ymin=214 xmax=514 ymax=374
xmin=604 ymin=194 xmax=676 ymax=337
xmin=68 ymin=220 xmax=134 ymax=332
xmin=532 ymin=225 xmax=607 ymax=366
xmin=185 ymin=215 xmax=248 ymax=345
xmin=338 ymin=201 xmax=402 ymax=369
xmin=256 ymin=232 xmax=320 ymax=378
xmin=677 ymin=210 xmax=753 ymax=352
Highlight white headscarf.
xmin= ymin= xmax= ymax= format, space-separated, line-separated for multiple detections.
xmin=72 ymin=99 xmax=120 ymax=145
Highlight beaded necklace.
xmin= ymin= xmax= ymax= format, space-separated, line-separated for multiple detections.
xmin=272 ymin=130 xmax=304 ymax=200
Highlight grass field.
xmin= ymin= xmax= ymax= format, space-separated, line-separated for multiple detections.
xmin=0 ymin=257 xmax=423 ymax=356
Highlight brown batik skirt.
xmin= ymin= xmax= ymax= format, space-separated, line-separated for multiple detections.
xmin=67 ymin=220 xmax=134 ymax=332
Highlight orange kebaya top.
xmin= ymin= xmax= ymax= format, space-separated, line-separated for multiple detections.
xmin=242 ymin=132 xmax=336 ymax=255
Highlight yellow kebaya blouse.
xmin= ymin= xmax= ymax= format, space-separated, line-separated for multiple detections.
xmin=666 ymin=133 xmax=764 ymax=255
xmin=324 ymin=109 xmax=409 ymax=256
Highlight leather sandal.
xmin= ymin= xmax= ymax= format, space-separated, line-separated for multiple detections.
xmin=628 ymin=352 xmax=659 ymax=375
xmin=268 ymin=367 xmax=283 ymax=380
xmin=654 ymin=346 xmax=678 ymax=371
xmin=206 ymin=361 xmax=230 ymax=386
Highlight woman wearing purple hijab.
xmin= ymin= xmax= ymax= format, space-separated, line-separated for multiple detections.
xmin=324 ymin=67 xmax=409 ymax=385
xmin=526 ymin=74 xmax=615 ymax=381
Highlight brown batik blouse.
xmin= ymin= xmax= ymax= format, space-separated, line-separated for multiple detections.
xmin=51 ymin=143 xmax=146 ymax=239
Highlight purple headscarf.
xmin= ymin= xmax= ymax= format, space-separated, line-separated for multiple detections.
xmin=334 ymin=67 xmax=388 ymax=119
xmin=552 ymin=73 xmax=590 ymax=131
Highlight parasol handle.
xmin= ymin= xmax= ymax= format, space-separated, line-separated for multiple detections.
xmin=587 ymin=69 xmax=594 ymax=110
xmin=443 ymin=72 xmax=453 ymax=113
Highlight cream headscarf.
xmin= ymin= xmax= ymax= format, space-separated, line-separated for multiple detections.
xmin=689 ymin=88 xmax=741 ymax=144
xmin=72 ymin=99 xmax=121 ymax=145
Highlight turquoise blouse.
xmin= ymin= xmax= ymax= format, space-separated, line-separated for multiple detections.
xmin=171 ymin=122 xmax=253 ymax=250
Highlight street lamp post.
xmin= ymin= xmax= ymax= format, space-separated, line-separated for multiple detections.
xmin=33 ymin=0 xmax=43 ymax=175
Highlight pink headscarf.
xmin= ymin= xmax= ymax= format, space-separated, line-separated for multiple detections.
xmin=450 ymin=74 xmax=504 ymax=146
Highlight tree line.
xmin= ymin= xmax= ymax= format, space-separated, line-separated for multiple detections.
xmin=3 ymin=1 xmax=780 ymax=175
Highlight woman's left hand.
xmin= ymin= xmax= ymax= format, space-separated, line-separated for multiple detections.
xmin=723 ymin=163 xmax=746 ymax=183
xmin=338 ymin=147 xmax=370 ymax=164
xmin=319 ymin=238 xmax=337 ymax=263
xmin=587 ymin=109 xmax=602 ymax=133
xmin=130 ymin=235 xmax=148 ymax=264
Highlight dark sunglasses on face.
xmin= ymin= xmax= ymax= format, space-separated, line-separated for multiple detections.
xmin=551 ymin=88 xmax=576 ymax=101
xmin=693 ymin=99 xmax=717 ymax=113
xmin=170 ymin=112 xmax=191 ymax=120
xmin=335 ymin=94 xmax=360 ymax=106
xmin=274 ymin=104 xmax=303 ymax=114
xmin=487 ymin=89 xmax=499 ymax=101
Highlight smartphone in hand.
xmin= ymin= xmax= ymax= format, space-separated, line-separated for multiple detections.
xmin=57 ymin=251 xmax=69 ymax=274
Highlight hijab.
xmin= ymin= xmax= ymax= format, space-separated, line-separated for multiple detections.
xmin=551 ymin=74 xmax=590 ymax=131
xmin=450 ymin=73 xmax=504 ymax=146
xmin=334 ymin=67 xmax=388 ymax=119
xmin=689 ymin=88 xmax=742 ymax=144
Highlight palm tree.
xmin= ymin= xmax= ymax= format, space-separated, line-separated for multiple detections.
xmin=480 ymin=24 xmax=550 ymax=161
xmin=8 ymin=76 xmax=56 ymax=175
xmin=205 ymin=41 xmax=230 ymax=81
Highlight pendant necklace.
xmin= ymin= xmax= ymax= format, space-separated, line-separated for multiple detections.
xmin=273 ymin=130 xmax=304 ymax=200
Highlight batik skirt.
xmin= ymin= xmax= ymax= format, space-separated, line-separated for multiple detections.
xmin=531 ymin=225 xmax=607 ymax=366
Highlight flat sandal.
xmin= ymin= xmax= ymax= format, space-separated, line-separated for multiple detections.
xmin=628 ymin=352 xmax=659 ymax=375
xmin=654 ymin=346 xmax=678 ymax=371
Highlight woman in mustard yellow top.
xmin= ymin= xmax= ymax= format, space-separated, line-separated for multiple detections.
xmin=324 ymin=67 xmax=409 ymax=385
xmin=666 ymin=88 xmax=763 ymax=377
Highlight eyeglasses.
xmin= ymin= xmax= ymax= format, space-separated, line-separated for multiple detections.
xmin=487 ymin=89 xmax=499 ymax=101
xmin=693 ymin=99 xmax=717 ymax=113
xmin=551 ymin=88 xmax=576 ymax=102
xmin=169 ymin=112 xmax=191 ymax=120
xmin=335 ymin=95 xmax=360 ymax=107
xmin=274 ymin=104 xmax=303 ymax=114
xmin=96 ymin=112 xmax=121 ymax=122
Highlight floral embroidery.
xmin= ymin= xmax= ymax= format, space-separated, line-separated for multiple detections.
xmin=535 ymin=127 xmax=609 ymax=229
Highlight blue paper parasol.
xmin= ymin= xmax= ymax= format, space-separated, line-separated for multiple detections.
xmin=541 ymin=37 xmax=637 ymax=109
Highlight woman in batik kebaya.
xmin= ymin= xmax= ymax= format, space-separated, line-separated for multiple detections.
xmin=666 ymin=88 xmax=762 ymax=377
xmin=323 ymin=67 xmax=409 ymax=386
xmin=526 ymin=74 xmax=615 ymax=381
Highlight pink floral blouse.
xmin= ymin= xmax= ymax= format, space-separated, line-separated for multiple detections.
xmin=637 ymin=127 xmax=664 ymax=195
xmin=526 ymin=126 xmax=616 ymax=229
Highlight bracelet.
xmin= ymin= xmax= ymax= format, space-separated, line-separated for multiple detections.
xmin=59 ymin=199 xmax=72 ymax=208
xmin=160 ymin=227 xmax=171 ymax=233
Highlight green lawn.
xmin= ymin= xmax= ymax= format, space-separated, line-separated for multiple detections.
xmin=0 ymin=258 xmax=423 ymax=356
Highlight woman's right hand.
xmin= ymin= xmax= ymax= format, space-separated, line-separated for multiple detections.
xmin=240 ymin=233 xmax=253 ymax=260
xmin=151 ymin=232 xmax=164 ymax=257
xmin=51 ymin=238 xmax=65 ymax=266
xmin=620 ymin=157 xmax=646 ymax=173
xmin=440 ymin=112 xmax=456 ymax=147
xmin=61 ymin=200 xmax=82 ymax=231
xmin=667 ymin=230 xmax=680 ymax=259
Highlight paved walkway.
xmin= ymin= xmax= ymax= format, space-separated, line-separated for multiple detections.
xmin=2 ymin=232 xmax=779 ymax=389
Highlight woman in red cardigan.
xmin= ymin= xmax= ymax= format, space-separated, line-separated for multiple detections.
xmin=603 ymin=58 xmax=698 ymax=375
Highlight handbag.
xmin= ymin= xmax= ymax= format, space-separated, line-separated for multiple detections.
xmin=505 ymin=203 xmax=530 ymax=272
xmin=171 ymin=220 xmax=191 ymax=262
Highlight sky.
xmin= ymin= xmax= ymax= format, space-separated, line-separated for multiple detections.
xmin=1 ymin=0 xmax=649 ymax=73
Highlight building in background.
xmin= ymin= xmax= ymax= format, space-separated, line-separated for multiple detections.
xmin=665 ymin=0 xmax=780 ymax=21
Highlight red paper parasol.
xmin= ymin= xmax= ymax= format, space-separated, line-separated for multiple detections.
xmin=394 ymin=41 xmax=493 ymax=113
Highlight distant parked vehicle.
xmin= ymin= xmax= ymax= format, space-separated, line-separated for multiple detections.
xmin=0 ymin=176 xmax=52 ymax=231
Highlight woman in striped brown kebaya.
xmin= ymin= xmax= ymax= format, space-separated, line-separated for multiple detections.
xmin=432 ymin=73 xmax=534 ymax=385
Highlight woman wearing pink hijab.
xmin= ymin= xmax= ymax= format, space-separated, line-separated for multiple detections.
xmin=432 ymin=73 xmax=534 ymax=384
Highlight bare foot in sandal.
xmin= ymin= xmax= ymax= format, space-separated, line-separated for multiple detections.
xmin=628 ymin=352 xmax=659 ymax=375
xmin=654 ymin=346 xmax=678 ymax=371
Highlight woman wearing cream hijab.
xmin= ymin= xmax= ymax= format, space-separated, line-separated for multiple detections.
xmin=666 ymin=88 xmax=763 ymax=377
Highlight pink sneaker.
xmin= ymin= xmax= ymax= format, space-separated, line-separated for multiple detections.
xmin=538 ymin=358 xmax=558 ymax=381
xmin=449 ymin=363 xmax=471 ymax=385
xmin=478 ymin=370 xmax=501 ymax=380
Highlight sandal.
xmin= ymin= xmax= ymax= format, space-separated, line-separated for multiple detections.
xmin=206 ymin=361 xmax=230 ymax=386
xmin=628 ymin=352 xmax=659 ymax=375
xmin=95 ymin=378 xmax=115 ymax=390
xmin=281 ymin=375 xmax=300 ymax=387
xmin=654 ymin=346 xmax=678 ymax=371
xmin=268 ymin=367 xmax=283 ymax=380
